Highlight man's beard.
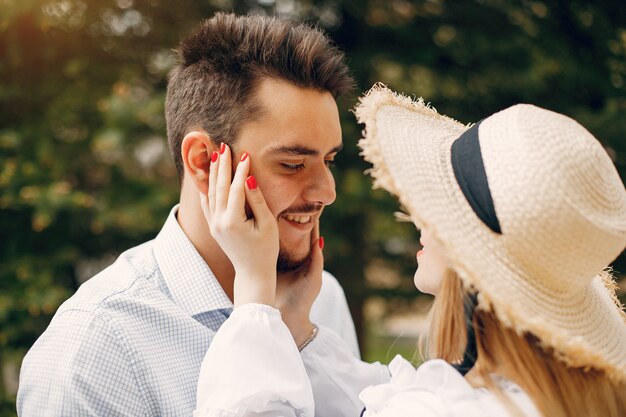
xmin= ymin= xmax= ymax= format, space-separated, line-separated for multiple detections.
xmin=276 ymin=239 xmax=311 ymax=273
xmin=275 ymin=203 xmax=322 ymax=273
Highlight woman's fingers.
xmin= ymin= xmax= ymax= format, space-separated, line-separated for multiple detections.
xmin=215 ymin=143 xmax=232 ymax=213
xmin=207 ymin=144 xmax=275 ymax=252
xmin=208 ymin=149 xmax=219 ymax=216
xmin=199 ymin=191 xmax=211 ymax=224
xmin=311 ymin=219 xmax=319 ymax=243
xmin=227 ymin=152 xmax=250 ymax=220
xmin=308 ymin=220 xmax=324 ymax=276
xmin=243 ymin=174 xmax=275 ymax=229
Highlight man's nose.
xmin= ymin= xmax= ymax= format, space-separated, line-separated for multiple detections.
xmin=303 ymin=163 xmax=336 ymax=206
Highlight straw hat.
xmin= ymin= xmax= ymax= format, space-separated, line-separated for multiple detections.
xmin=355 ymin=84 xmax=626 ymax=382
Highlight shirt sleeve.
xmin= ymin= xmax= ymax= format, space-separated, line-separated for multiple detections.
xmin=360 ymin=358 xmax=542 ymax=417
xmin=194 ymin=304 xmax=315 ymax=417
xmin=195 ymin=303 xmax=392 ymax=417
xmin=17 ymin=310 xmax=146 ymax=417
xmin=300 ymin=326 xmax=391 ymax=417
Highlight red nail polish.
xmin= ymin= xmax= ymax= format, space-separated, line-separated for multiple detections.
xmin=211 ymin=151 xmax=218 ymax=163
xmin=219 ymin=142 xmax=226 ymax=154
xmin=319 ymin=236 xmax=324 ymax=250
xmin=240 ymin=152 xmax=248 ymax=162
xmin=245 ymin=175 xmax=257 ymax=190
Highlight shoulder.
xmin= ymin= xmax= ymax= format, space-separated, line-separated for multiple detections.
xmin=18 ymin=307 xmax=145 ymax=413
xmin=318 ymin=270 xmax=347 ymax=300
xmin=310 ymin=270 xmax=360 ymax=356
xmin=312 ymin=270 xmax=350 ymax=316
xmin=18 ymin=242 xmax=165 ymax=414
xmin=24 ymin=240 xmax=166 ymax=369
xmin=56 ymin=240 xmax=159 ymax=315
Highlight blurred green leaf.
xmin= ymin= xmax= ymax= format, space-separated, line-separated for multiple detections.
xmin=2 ymin=0 xmax=625 ymax=409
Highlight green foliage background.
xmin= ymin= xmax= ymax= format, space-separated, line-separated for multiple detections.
xmin=1 ymin=0 xmax=625 ymax=414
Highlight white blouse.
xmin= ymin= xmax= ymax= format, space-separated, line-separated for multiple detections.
xmin=195 ymin=304 xmax=541 ymax=417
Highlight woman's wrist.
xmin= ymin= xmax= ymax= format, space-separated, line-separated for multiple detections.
xmin=297 ymin=324 xmax=318 ymax=351
xmin=282 ymin=317 xmax=316 ymax=347
xmin=233 ymin=270 xmax=276 ymax=307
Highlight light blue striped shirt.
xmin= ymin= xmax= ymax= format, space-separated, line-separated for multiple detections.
xmin=17 ymin=206 xmax=359 ymax=416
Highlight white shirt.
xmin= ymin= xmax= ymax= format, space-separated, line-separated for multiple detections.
xmin=195 ymin=304 xmax=542 ymax=417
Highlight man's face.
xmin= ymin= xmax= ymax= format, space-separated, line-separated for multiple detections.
xmin=234 ymin=78 xmax=342 ymax=272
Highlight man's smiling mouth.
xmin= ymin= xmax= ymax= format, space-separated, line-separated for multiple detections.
xmin=282 ymin=214 xmax=312 ymax=224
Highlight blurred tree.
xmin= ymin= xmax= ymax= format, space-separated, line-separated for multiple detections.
xmin=1 ymin=0 xmax=625 ymax=414
xmin=328 ymin=0 xmax=626 ymax=348
xmin=0 ymin=0 xmax=210 ymax=410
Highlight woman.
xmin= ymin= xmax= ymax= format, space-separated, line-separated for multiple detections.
xmin=194 ymin=85 xmax=626 ymax=417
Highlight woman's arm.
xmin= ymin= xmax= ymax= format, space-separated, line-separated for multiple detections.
xmin=300 ymin=326 xmax=391 ymax=416
xmin=194 ymin=304 xmax=314 ymax=417
xmin=195 ymin=145 xmax=389 ymax=416
xmin=195 ymin=304 xmax=390 ymax=417
xmin=195 ymin=144 xmax=316 ymax=416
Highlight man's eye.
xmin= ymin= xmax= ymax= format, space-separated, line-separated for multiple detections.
xmin=324 ymin=160 xmax=336 ymax=168
xmin=282 ymin=163 xmax=304 ymax=172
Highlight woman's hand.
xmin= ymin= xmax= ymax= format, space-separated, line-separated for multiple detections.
xmin=275 ymin=222 xmax=324 ymax=346
xmin=199 ymin=143 xmax=279 ymax=307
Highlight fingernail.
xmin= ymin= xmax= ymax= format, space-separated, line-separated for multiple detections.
xmin=211 ymin=151 xmax=218 ymax=163
xmin=319 ymin=236 xmax=324 ymax=250
xmin=240 ymin=152 xmax=248 ymax=162
xmin=246 ymin=175 xmax=257 ymax=190
xmin=219 ymin=142 xmax=226 ymax=154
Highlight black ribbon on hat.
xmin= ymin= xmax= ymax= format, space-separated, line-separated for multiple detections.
xmin=450 ymin=121 xmax=502 ymax=235
xmin=449 ymin=121 xmax=498 ymax=374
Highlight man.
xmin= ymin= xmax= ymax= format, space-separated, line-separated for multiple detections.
xmin=18 ymin=13 xmax=360 ymax=416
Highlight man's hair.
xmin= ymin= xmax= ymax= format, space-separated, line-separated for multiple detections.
xmin=165 ymin=12 xmax=355 ymax=180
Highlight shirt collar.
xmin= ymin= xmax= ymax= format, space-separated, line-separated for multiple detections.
xmin=153 ymin=205 xmax=233 ymax=317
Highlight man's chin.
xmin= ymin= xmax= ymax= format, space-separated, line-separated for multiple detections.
xmin=276 ymin=247 xmax=311 ymax=273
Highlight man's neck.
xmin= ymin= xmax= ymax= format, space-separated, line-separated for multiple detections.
xmin=177 ymin=189 xmax=235 ymax=302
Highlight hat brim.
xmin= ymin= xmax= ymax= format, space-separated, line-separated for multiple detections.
xmin=355 ymin=84 xmax=626 ymax=382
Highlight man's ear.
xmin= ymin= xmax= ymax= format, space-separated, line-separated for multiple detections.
xmin=181 ymin=131 xmax=217 ymax=195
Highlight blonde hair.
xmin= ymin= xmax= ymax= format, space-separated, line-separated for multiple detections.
xmin=423 ymin=271 xmax=626 ymax=417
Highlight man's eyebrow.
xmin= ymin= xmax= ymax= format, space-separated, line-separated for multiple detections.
xmin=268 ymin=143 xmax=343 ymax=156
